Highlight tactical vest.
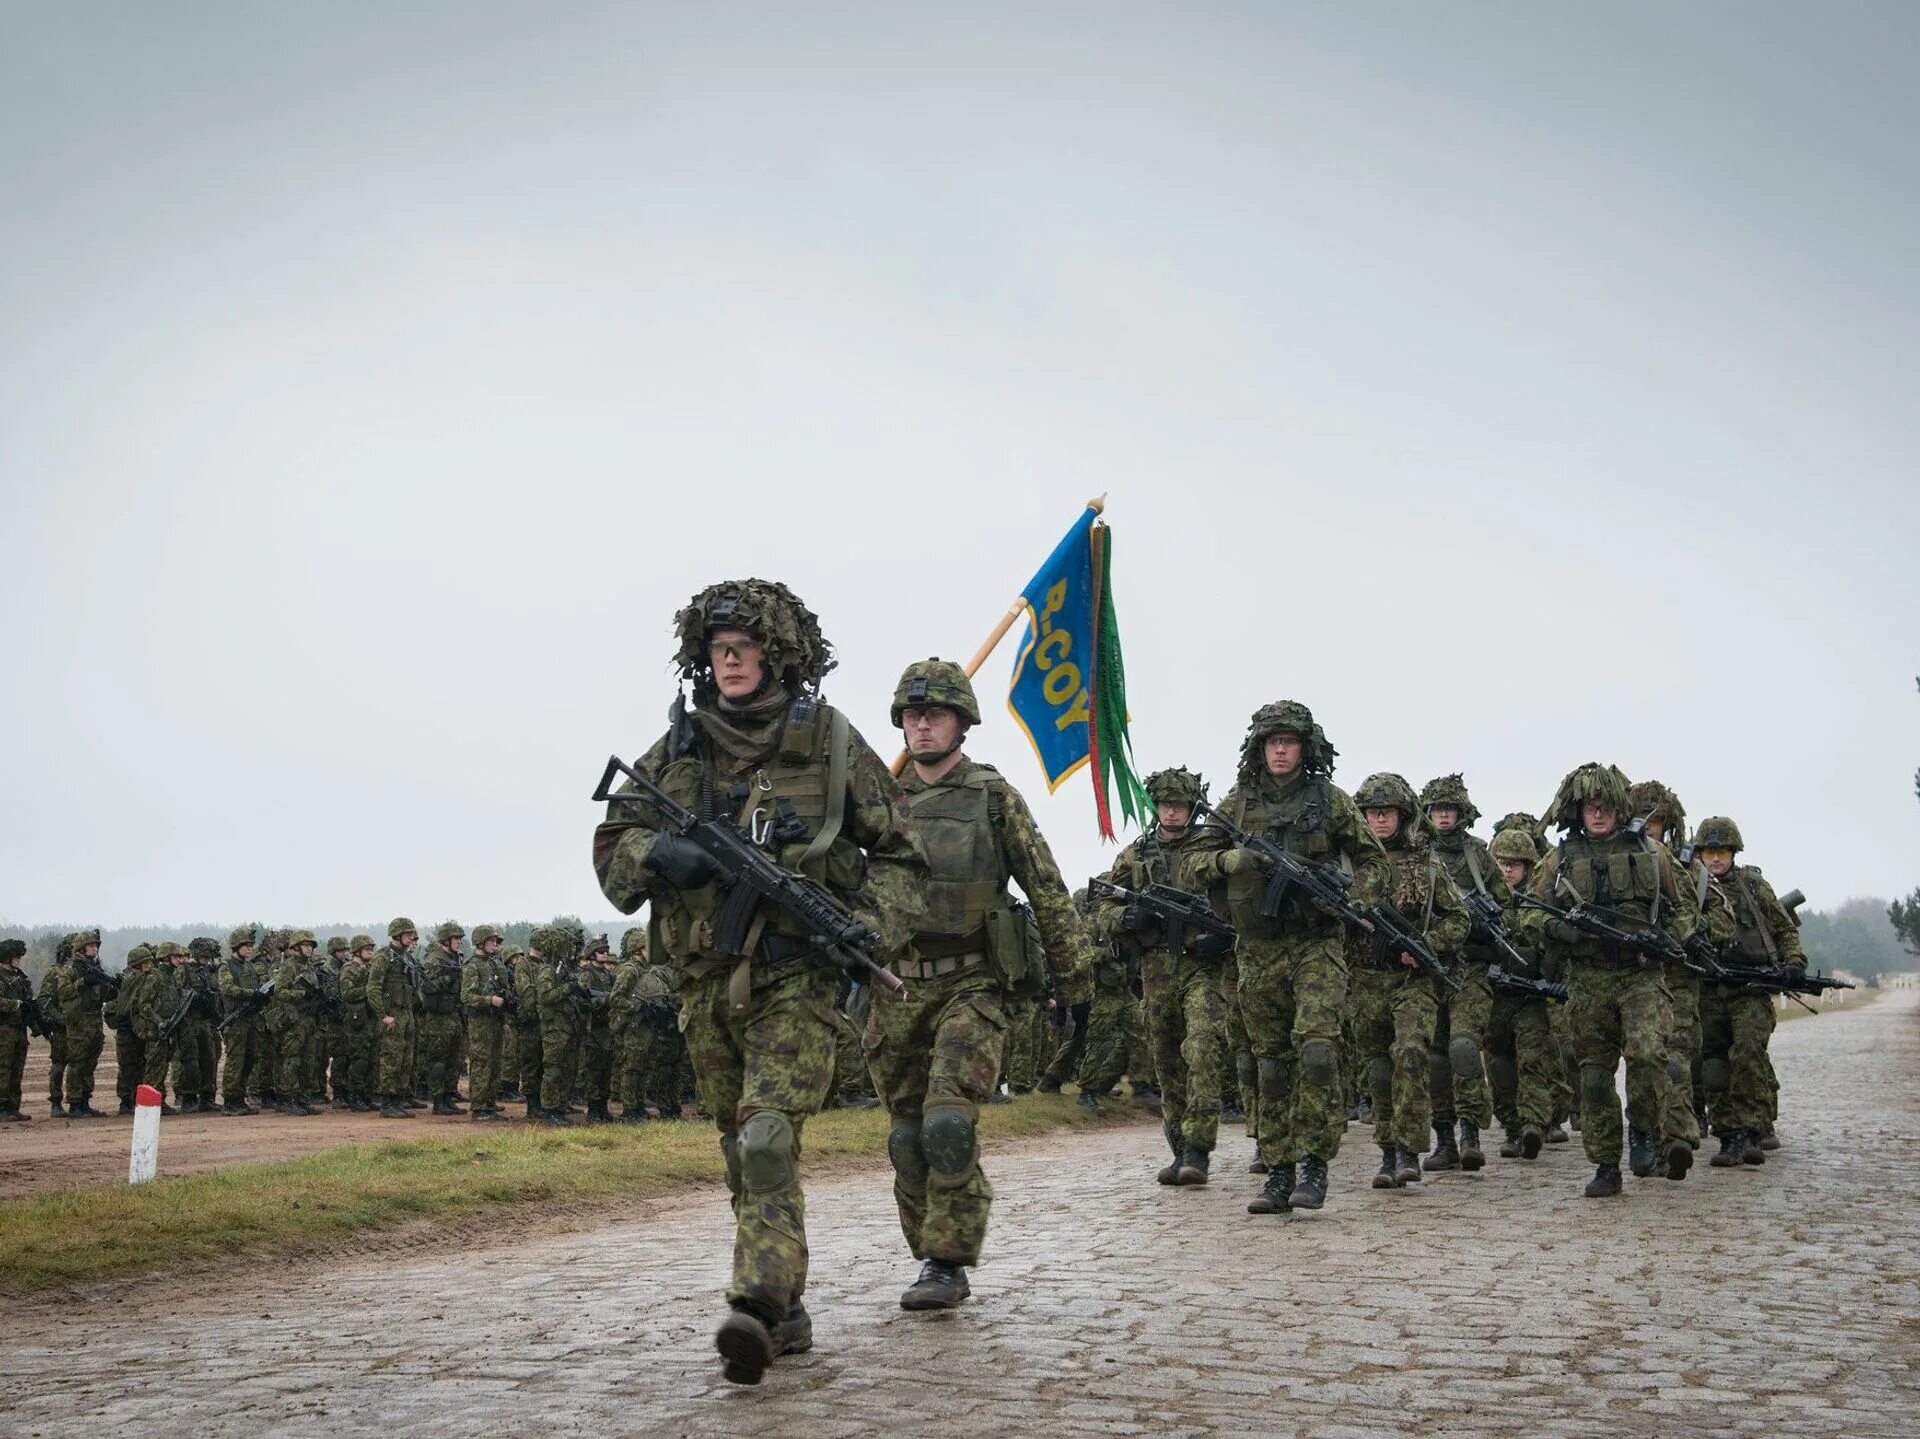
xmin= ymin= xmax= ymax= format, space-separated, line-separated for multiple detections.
xmin=1728 ymin=867 xmax=1781 ymax=965
xmin=1555 ymin=832 xmax=1665 ymax=962
xmin=905 ymin=766 xmax=1007 ymax=955
xmin=1435 ymin=836 xmax=1496 ymax=964
xmin=1221 ymin=776 xmax=1346 ymax=939
xmin=651 ymin=700 xmax=866 ymax=976
xmin=421 ymin=951 xmax=461 ymax=1015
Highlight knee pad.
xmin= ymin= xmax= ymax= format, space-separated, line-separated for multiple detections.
xmin=1365 ymin=1056 xmax=1393 ymax=1095
xmin=1427 ymin=1050 xmax=1451 ymax=1094
xmin=1579 ymin=1064 xmax=1614 ymax=1109
xmin=921 ymin=1102 xmax=977 ymax=1190
xmin=1235 ymin=1051 xmax=1257 ymax=1092
xmin=1700 ymin=1057 xmax=1731 ymax=1093
xmin=1487 ymin=1056 xmax=1518 ymax=1097
xmin=887 ymin=1121 xmax=928 ymax=1191
xmin=1298 ymin=1039 xmax=1338 ymax=1088
xmin=1448 ymin=1036 xmax=1481 ymax=1081
xmin=1665 ymin=1054 xmax=1687 ymax=1086
xmin=1256 ymin=1056 xmax=1291 ymax=1101
xmin=737 ymin=1110 xmax=796 ymax=1194
xmin=720 ymin=1131 xmax=744 ymax=1196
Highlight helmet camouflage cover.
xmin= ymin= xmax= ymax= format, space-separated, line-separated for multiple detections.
xmin=471 ymin=924 xmax=502 ymax=946
xmin=620 ymin=928 xmax=647 ymax=959
xmin=189 ymin=937 xmax=222 ymax=960
xmin=124 ymin=943 xmax=154 ymax=966
xmin=1144 ymin=767 xmax=1208 ymax=806
xmin=673 ymin=578 xmax=835 ymax=703
xmin=0 ymin=938 xmax=26 ymax=963
xmin=435 ymin=921 xmax=465 ymax=944
xmin=1692 ymin=816 xmax=1745 ymax=852
xmin=1237 ymin=700 xmax=1336 ymax=783
xmin=349 ymin=934 xmax=377 ymax=954
xmin=156 ymin=941 xmax=186 ymax=960
xmin=1492 ymin=811 xmax=1549 ymax=859
xmin=1628 ymin=779 xmax=1686 ymax=836
xmin=287 ymin=929 xmax=318 ymax=947
xmin=1352 ymin=771 xmax=1419 ymax=819
xmin=1546 ymin=762 xmax=1632 ymax=833
xmin=1489 ymin=827 xmax=1541 ymax=864
xmin=228 ymin=924 xmax=257 ymax=951
xmin=890 ymin=658 xmax=982 ymax=727
xmin=388 ymin=916 xmax=418 ymax=940
xmin=1419 ymin=773 xmax=1480 ymax=827
xmin=326 ymin=935 xmax=350 ymax=955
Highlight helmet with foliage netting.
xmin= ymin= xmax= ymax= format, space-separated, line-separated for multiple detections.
xmin=1419 ymin=773 xmax=1481 ymax=828
xmin=673 ymin=578 xmax=835 ymax=704
xmin=1237 ymin=700 xmax=1336 ymax=783
xmin=1546 ymin=763 xmax=1632 ymax=833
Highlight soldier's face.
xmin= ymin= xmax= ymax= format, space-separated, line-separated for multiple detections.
xmin=1155 ymin=801 xmax=1192 ymax=831
xmin=82 ymin=943 xmax=100 ymax=960
xmin=481 ymin=938 xmax=501 ymax=955
xmin=443 ymin=939 xmax=464 ymax=956
xmin=903 ymin=705 xmax=964 ymax=758
xmin=297 ymin=943 xmax=317 ymax=958
xmin=236 ymin=945 xmax=255 ymax=961
xmin=1701 ymin=847 xmax=1735 ymax=878
xmin=1581 ymin=800 xmax=1618 ymax=837
xmin=355 ymin=948 xmax=375 ymax=961
xmin=708 ymin=628 xmax=768 ymax=700
xmin=1263 ymin=734 xmax=1304 ymax=777
xmin=1428 ymin=805 xmax=1459 ymax=833
xmin=1498 ymin=860 xmax=1531 ymax=889
xmin=396 ymin=933 xmax=418 ymax=951
xmin=1364 ymin=807 xmax=1401 ymax=841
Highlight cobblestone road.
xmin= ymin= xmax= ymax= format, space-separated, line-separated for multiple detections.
xmin=11 ymin=992 xmax=1918 ymax=1438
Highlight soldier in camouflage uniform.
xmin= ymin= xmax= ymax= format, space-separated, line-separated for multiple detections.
xmin=579 ymin=934 xmax=617 ymax=1120
xmin=1484 ymin=826 xmax=1559 ymax=1156
xmin=1692 ymin=817 xmax=1802 ymax=1167
xmin=134 ymin=943 xmax=185 ymax=1109
xmin=1516 ymin=764 xmax=1700 ymax=1197
xmin=1187 ymin=702 xmax=1386 ymax=1214
xmin=216 ymin=926 xmax=266 ymax=1113
xmin=266 ymin=930 xmax=326 ymax=1115
xmin=534 ymin=925 xmax=589 ymax=1123
xmin=171 ymin=938 xmax=223 ymax=1112
xmin=58 ymin=928 xmax=114 ymax=1118
xmin=335 ymin=935 xmax=377 ymax=1111
xmin=460 ymin=924 xmax=512 ymax=1122
xmin=593 ymin=579 xmax=926 ymax=1385
xmin=876 ymin=659 xmax=1088 ymax=1310
xmin=1344 ymin=774 xmax=1470 ymax=1189
xmin=1632 ymin=780 xmax=1706 ymax=1141
xmin=251 ymin=929 xmax=286 ymax=1107
xmin=612 ymin=928 xmax=682 ymax=1120
xmin=0 ymin=938 xmax=34 ymax=1120
xmin=514 ymin=937 xmax=548 ymax=1117
xmin=107 ymin=944 xmax=142 ymax=1114
xmin=318 ymin=936 xmax=351 ymax=1106
xmin=1419 ymin=775 xmax=1499 ymax=1172
xmin=1495 ymin=813 xmax=1573 ymax=1141
xmin=369 ymin=918 xmax=423 ymax=1117
xmin=418 ymin=922 xmax=468 ymax=1114
xmin=38 ymin=937 xmax=72 ymax=1115
xmin=1089 ymin=767 xmax=1231 ymax=1184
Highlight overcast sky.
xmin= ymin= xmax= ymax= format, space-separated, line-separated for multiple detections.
xmin=2 ymin=3 xmax=1915 ymax=933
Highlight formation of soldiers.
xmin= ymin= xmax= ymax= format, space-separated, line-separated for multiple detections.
xmin=0 ymin=575 xmax=1835 ymax=1392
xmin=0 ymin=921 xmax=713 ymax=1126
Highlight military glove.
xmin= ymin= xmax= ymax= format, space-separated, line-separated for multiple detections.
xmin=645 ymin=833 xmax=718 ymax=889
xmin=1545 ymin=919 xmax=1584 ymax=945
xmin=1194 ymin=931 xmax=1235 ymax=958
xmin=1783 ymin=962 xmax=1806 ymax=981
xmin=1120 ymin=905 xmax=1150 ymax=932
xmin=1219 ymin=848 xmax=1269 ymax=877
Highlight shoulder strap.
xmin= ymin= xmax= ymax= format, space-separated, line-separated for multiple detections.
xmin=799 ymin=706 xmax=851 ymax=868
xmin=1735 ymin=869 xmax=1781 ymax=963
xmin=1462 ymin=842 xmax=1489 ymax=897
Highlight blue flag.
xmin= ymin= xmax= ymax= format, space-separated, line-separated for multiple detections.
xmin=1007 ymin=507 xmax=1099 ymax=793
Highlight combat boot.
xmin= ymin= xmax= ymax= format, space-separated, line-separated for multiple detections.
xmin=1423 ymin=1121 xmax=1459 ymax=1171
xmin=1740 ymin=1130 xmax=1767 ymax=1165
xmin=198 ymin=1097 xmax=221 ymax=1114
xmin=900 ymin=1259 xmax=970 ymax=1310
xmin=1248 ymin=1154 xmax=1269 ymax=1174
xmin=1291 ymin=1154 xmax=1329 ymax=1210
xmin=1544 ymin=1121 xmax=1570 ymax=1145
xmin=1395 ymin=1147 xmax=1423 ymax=1185
xmin=1175 ymin=1146 xmax=1210 ymax=1186
xmin=771 ymin=1302 xmax=812 ymax=1357
xmin=48 ymin=1101 xmax=66 ymax=1118
xmin=1131 ymin=1082 xmax=1160 ymax=1104
xmin=1520 ymin=1125 xmax=1544 ymax=1159
xmin=471 ymin=1107 xmax=507 ymax=1123
xmin=332 ymin=1095 xmax=353 ymax=1111
xmin=118 ymin=1100 xmax=136 ymax=1116
xmin=1498 ymin=1127 xmax=1523 ymax=1159
xmin=1663 ymin=1137 xmax=1692 ymax=1181
xmin=499 ymin=1087 xmax=523 ymax=1103
xmin=431 ymin=1098 xmax=459 ymax=1116
xmin=541 ymin=1109 xmax=572 ymax=1127
xmin=159 ymin=1102 xmax=180 ymax=1117
xmin=351 ymin=1095 xmax=375 ymax=1113
xmin=221 ymin=1100 xmax=255 ymax=1116
xmin=1075 ymin=1090 xmax=1101 ymax=1111
xmin=715 ymin=1306 xmax=775 ymax=1386
xmin=69 ymin=1102 xmax=106 ymax=1119
xmin=1627 ymin=1125 xmax=1658 ymax=1178
xmin=1458 ymin=1121 xmax=1485 ymax=1171
xmin=1583 ymin=1164 xmax=1623 ymax=1198
xmin=1156 ymin=1122 xmax=1183 ymax=1185
xmin=1568 ymin=1108 xmax=1581 ymax=1132
xmin=1758 ymin=1126 xmax=1781 ymax=1152
xmin=0 ymin=1102 xmax=27 ymax=1123
xmin=1372 ymin=1146 xmax=1399 ymax=1189
xmin=1709 ymin=1132 xmax=1742 ymax=1167
xmin=379 ymin=1095 xmax=413 ymax=1119
xmin=1036 ymin=1076 xmax=1062 ymax=1094
xmin=1247 ymin=1164 xmax=1293 ymax=1215
xmin=1355 ymin=1095 xmax=1373 ymax=1124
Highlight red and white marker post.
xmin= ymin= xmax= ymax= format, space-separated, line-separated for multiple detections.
xmin=129 ymin=1082 xmax=163 ymax=1184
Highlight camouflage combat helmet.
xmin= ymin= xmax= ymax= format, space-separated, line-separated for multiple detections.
xmin=502 ymin=945 xmax=525 ymax=963
xmin=1492 ymin=811 xmax=1549 ymax=860
xmin=125 ymin=942 xmax=155 ymax=967
xmin=349 ymin=934 xmax=377 ymax=954
xmin=228 ymin=924 xmax=257 ymax=952
xmin=1692 ymin=816 xmax=1745 ymax=852
xmin=189 ymin=937 xmax=222 ymax=960
xmin=584 ymin=933 xmax=611 ymax=958
xmin=528 ymin=925 xmax=557 ymax=956
xmin=1419 ymin=773 xmax=1481 ymax=828
xmin=388 ymin=916 xmax=418 ymax=940
xmin=1144 ymin=767 xmax=1208 ymax=806
xmin=1628 ymin=779 xmax=1686 ymax=837
xmin=55 ymin=936 xmax=72 ymax=963
xmin=620 ymin=928 xmax=647 ymax=959
xmin=1353 ymin=771 xmax=1419 ymax=820
xmin=471 ymin=924 xmax=502 ymax=946
xmin=326 ymin=935 xmax=350 ymax=956
xmin=1546 ymin=762 xmax=1632 ymax=833
xmin=156 ymin=941 xmax=186 ymax=961
xmin=0 ymin=938 xmax=25 ymax=964
xmin=434 ymin=921 xmax=465 ymax=945
xmin=74 ymin=928 xmax=101 ymax=951
xmin=1489 ymin=827 xmax=1541 ymax=865
xmin=890 ymin=658 xmax=981 ymax=727
xmin=673 ymin=578 xmax=835 ymax=704
xmin=287 ymin=929 xmax=317 ymax=948
xmin=1237 ymin=700 xmax=1336 ymax=783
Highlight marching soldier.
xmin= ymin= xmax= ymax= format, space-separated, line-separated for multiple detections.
xmin=1419 ymin=774 xmax=1500 ymax=1172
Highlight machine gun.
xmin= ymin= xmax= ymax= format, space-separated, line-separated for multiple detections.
xmin=593 ymin=754 xmax=908 ymax=998
xmin=1196 ymin=800 xmax=1454 ymax=987
xmin=218 ymin=981 xmax=275 ymax=1032
xmin=1487 ymin=965 xmax=1569 ymax=1005
xmin=1088 ymin=877 xmax=1235 ymax=957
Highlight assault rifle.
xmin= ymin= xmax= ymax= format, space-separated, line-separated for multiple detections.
xmin=159 ymin=987 xmax=211 ymax=1040
xmin=592 ymin=755 xmax=908 ymax=998
xmin=1088 ymin=877 xmax=1235 ymax=957
xmin=1487 ymin=965 xmax=1569 ymax=1005
xmin=1455 ymin=887 xmax=1535 ymax=972
xmin=1696 ymin=954 xmax=1854 ymax=1013
xmin=218 ymin=981 xmax=274 ymax=1032
xmin=19 ymin=996 xmax=49 ymax=1038
xmin=1517 ymin=894 xmax=1726 ymax=976
xmin=1194 ymin=800 xmax=1454 ymax=987
xmin=72 ymin=959 xmax=121 ymax=997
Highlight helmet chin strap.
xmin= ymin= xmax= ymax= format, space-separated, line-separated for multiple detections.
xmin=908 ymin=725 xmax=969 ymax=767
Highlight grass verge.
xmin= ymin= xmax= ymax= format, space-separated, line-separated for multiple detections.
xmin=0 ymin=1093 xmax=1132 ymax=1297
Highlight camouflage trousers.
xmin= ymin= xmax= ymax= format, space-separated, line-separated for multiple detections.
xmin=1566 ymin=960 xmax=1695 ymax=1166
xmin=1347 ymin=966 xmax=1436 ymax=1153
xmin=1 ymin=1023 xmax=28 ymax=1107
xmin=1698 ymin=985 xmax=1775 ymax=1136
xmin=420 ymin=1013 xmax=464 ymax=1100
xmin=1000 ymin=997 xmax=1043 ymax=1092
xmin=221 ymin=1016 xmax=261 ymax=1105
xmin=1486 ymin=992 xmax=1557 ymax=1133
xmin=270 ymin=1011 xmax=320 ymax=1104
xmin=1224 ymin=971 xmax=1252 ymax=1128
xmin=617 ymin=1024 xmax=681 ymax=1114
xmin=1236 ymin=932 xmax=1348 ymax=1165
xmin=113 ymin=1025 xmax=142 ymax=1107
xmin=1546 ymin=993 xmax=1578 ymax=1123
xmin=584 ymin=1022 xmax=613 ymax=1103
xmin=171 ymin=1020 xmax=218 ymax=1104
xmin=518 ymin=1017 xmax=544 ymax=1100
xmin=61 ymin=1020 xmax=104 ymax=1109
xmin=537 ymin=1014 xmax=582 ymax=1112
xmin=1428 ymin=961 xmax=1493 ymax=1129
xmin=1666 ymin=974 xmax=1704 ymax=1115
xmin=500 ymin=1022 xmax=522 ymax=1094
xmin=1042 ymin=965 xmax=1134 ymax=1094
xmin=467 ymin=1012 xmax=506 ymax=1108
xmin=682 ymin=962 xmax=838 ymax=1321
xmin=140 ymin=1034 xmax=173 ymax=1091
xmin=865 ymin=966 xmax=1005 ymax=1267
xmin=830 ymin=1007 xmax=871 ymax=1101
xmin=1143 ymin=956 xmax=1229 ymax=1153
xmin=376 ymin=1012 xmax=418 ymax=1096
xmin=44 ymin=1027 xmax=68 ymax=1105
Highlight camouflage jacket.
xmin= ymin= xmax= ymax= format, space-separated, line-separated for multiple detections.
xmin=535 ymin=956 xmax=588 ymax=1022
xmin=420 ymin=945 xmax=464 ymax=1017
xmin=1429 ymin=828 xmax=1510 ymax=964
xmin=129 ymin=964 xmax=179 ymax=1041
xmin=1348 ymin=826 xmax=1470 ymax=971
xmin=579 ymin=960 xmax=615 ymax=1027
xmin=1711 ymin=864 xmax=1805 ymax=969
xmin=461 ymin=951 xmax=512 ymax=1022
xmin=365 ymin=945 xmax=421 ymax=1019
xmin=1092 ymin=822 xmax=1230 ymax=963
xmin=0 ymin=963 xmax=30 ymax=1026
xmin=337 ymin=955 xmax=372 ymax=1021
xmin=269 ymin=953 xmax=322 ymax=1018
xmin=1516 ymin=829 xmax=1696 ymax=964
